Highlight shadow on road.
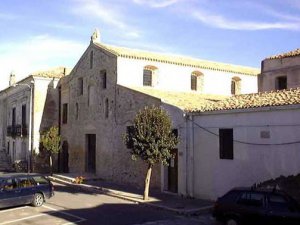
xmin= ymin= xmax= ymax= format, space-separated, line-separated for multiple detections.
xmin=44 ymin=202 xmax=179 ymax=225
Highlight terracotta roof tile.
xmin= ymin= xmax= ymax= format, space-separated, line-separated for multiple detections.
xmin=189 ymin=88 xmax=300 ymax=112
xmin=31 ymin=67 xmax=71 ymax=78
xmin=94 ymin=43 xmax=260 ymax=76
xmin=128 ymin=86 xmax=226 ymax=110
xmin=267 ymin=48 xmax=300 ymax=59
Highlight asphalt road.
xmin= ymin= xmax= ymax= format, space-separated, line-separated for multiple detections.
xmin=0 ymin=183 xmax=219 ymax=225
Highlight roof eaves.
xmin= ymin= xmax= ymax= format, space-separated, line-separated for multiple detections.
xmin=94 ymin=43 xmax=259 ymax=76
xmin=187 ymin=88 xmax=300 ymax=113
xmin=266 ymin=48 xmax=300 ymax=60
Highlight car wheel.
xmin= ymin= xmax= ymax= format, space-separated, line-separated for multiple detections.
xmin=226 ymin=218 xmax=239 ymax=225
xmin=32 ymin=193 xmax=44 ymax=207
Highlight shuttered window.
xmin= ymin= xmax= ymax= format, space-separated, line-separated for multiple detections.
xmin=231 ymin=77 xmax=241 ymax=95
xmin=191 ymin=74 xmax=197 ymax=91
xmin=143 ymin=69 xmax=152 ymax=86
xmin=219 ymin=128 xmax=233 ymax=160
xmin=22 ymin=104 xmax=26 ymax=126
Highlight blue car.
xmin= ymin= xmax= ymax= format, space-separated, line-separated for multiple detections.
xmin=0 ymin=173 xmax=54 ymax=209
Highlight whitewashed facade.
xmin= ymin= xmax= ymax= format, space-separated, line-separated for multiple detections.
xmin=184 ymin=104 xmax=300 ymax=200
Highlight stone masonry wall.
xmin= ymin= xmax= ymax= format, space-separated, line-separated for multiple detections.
xmin=61 ymin=44 xmax=162 ymax=188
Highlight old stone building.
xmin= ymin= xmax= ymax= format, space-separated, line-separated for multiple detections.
xmin=0 ymin=67 xmax=69 ymax=171
xmin=58 ymin=31 xmax=259 ymax=190
xmin=8 ymin=31 xmax=300 ymax=201
xmin=259 ymin=48 xmax=300 ymax=91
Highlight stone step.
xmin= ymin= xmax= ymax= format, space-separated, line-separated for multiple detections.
xmin=52 ymin=174 xmax=76 ymax=183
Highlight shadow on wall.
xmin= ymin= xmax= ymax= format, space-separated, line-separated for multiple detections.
xmin=34 ymin=80 xmax=60 ymax=174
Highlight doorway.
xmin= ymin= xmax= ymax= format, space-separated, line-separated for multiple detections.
xmin=61 ymin=141 xmax=69 ymax=173
xmin=86 ymin=134 xmax=96 ymax=173
xmin=168 ymin=149 xmax=178 ymax=193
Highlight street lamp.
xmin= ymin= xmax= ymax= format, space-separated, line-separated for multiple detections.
xmin=14 ymin=81 xmax=34 ymax=173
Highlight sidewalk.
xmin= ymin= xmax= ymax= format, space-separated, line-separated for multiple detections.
xmin=49 ymin=173 xmax=214 ymax=216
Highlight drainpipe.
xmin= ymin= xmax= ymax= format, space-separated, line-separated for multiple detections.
xmin=185 ymin=113 xmax=195 ymax=198
xmin=191 ymin=114 xmax=195 ymax=198
xmin=184 ymin=113 xmax=190 ymax=196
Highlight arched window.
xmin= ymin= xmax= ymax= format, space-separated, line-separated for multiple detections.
xmin=191 ymin=71 xmax=204 ymax=91
xmin=90 ymin=51 xmax=93 ymax=69
xmin=143 ymin=65 xmax=158 ymax=86
xmin=231 ymin=77 xmax=241 ymax=95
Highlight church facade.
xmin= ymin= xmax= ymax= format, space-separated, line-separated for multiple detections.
xmin=58 ymin=31 xmax=259 ymax=190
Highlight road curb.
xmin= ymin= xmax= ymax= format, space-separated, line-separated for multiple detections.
xmin=49 ymin=176 xmax=213 ymax=216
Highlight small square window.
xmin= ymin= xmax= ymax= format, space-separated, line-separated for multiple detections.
xmin=275 ymin=76 xmax=287 ymax=90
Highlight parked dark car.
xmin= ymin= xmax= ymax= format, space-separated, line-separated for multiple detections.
xmin=0 ymin=173 xmax=54 ymax=209
xmin=213 ymin=187 xmax=300 ymax=225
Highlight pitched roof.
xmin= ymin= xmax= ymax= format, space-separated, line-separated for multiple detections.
xmin=94 ymin=43 xmax=259 ymax=76
xmin=128 ymin=86 xmax=226 ymax=110
xmin=31 ymin=66 xmax=70 ymax=78
xmin=0 ymin=67 xmax=70 ymax=93
xmin=188 ymin=88 xmax=300 ymax=113
xmin=267 ymin=48 xmax=300 ymax=60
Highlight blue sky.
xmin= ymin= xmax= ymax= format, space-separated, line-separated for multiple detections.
xmin=0 ymin=0 xmax=300 ymax=90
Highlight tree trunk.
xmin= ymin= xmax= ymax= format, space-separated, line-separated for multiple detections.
xmin=49 ymin=154 xmax=53 ymax=176
xmin=143 ymin=163 xmax=153 ymax=200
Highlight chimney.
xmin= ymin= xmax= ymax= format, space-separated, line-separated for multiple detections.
xmin=9 ymin=71 xmax=16 ymax=87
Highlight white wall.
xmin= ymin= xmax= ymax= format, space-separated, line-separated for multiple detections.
xmin=189 ymin=106 xmax=300 ymax=200
xmin=161 ymin=103 xmax=188 ymax=195
xmin=117 ymin=58 xmax=258 ymax=95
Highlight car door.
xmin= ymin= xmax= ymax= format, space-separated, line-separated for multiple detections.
xmin=266 ymin=193 xmax=300 ymax=225
xmin=16 ymin=176 xmax=36 ymax=204
xmin=236 ymin=191 xmax=267 ymax=224
xmin=0 ymin=178 xmax=20 ymax=208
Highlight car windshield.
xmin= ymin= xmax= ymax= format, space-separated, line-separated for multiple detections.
xmin=32 ymin=176 xmax=49 ymax=185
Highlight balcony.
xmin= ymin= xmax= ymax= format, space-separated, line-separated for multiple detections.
xmin=6 ymin=126 xmax=12 ymax=136
xmin=6 ymin=125 xmax=27 ymax=138
xmin=16 ymin=125 xmax=22 ymax=136
xmin=21 ymin=125 xmax=28 ymax=137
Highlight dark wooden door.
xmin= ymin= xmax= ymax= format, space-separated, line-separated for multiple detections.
xmin=168 ymin=149 xmax=178 ymax=193
xmin=86 ymin=134 xmax=96 ymax=173
xmin=62 ymin=141 xmax=69 ymax=173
